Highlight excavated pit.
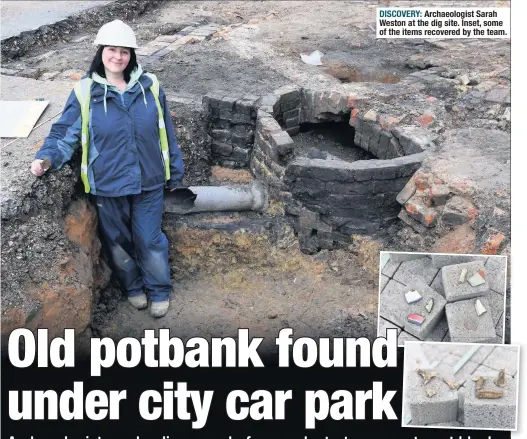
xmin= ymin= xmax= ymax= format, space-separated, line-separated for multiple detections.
xmin=291 ymin=122 xmax=375 ymax=163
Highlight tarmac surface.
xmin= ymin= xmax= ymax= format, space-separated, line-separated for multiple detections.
xmin=0 ymin=1 xmax=112 ymax=40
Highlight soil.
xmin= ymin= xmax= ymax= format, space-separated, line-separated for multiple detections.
xmin=291 ymin=122 xmax=375 ymax=163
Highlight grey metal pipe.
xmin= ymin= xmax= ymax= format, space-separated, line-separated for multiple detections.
xmin=164 ymin=180 xmax=267 ymax=214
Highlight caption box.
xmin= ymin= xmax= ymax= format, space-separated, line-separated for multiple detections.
xmin=376 ymin=7 xmax=510 ymax=39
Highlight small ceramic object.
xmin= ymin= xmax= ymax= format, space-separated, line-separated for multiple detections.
xmin=405 ymin=290 xmax=422 ymax=304
xmin=408 ymin=313 xmax=425 ymax=326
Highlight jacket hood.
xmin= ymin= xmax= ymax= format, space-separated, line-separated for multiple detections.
xmin=91 ymin=65 xmax=150 ymax=114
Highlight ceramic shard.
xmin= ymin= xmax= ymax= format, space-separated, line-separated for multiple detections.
xmin=472 ymin=376 xmax=486 ymax=390
xmin=425 ymin=297 xmax=434 ymax=313
xmin=459 ymin=268 xmax=467 ymax=283
xmin=405 ymin=290 xmax=422 ymax=304
xmin=425 ymin=387 xmax=437 ymax=398
xmin=408 ymin=313 xmax=425 ymax=326
xmin=475 ymin=298 xmax=487 ymax=316
xmin=443 ymin=378 xmax=457 ymax=390
xmin=418 ymin=369 xmax=438 ymax=385
xmin=468 ymin=269 xmax=486 ymax=287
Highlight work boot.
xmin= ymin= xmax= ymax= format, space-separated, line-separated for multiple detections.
xmin=150 ymin=299 xmax=170 ymax=318
xmin=127 ymin=293 xmax=148 ymax=310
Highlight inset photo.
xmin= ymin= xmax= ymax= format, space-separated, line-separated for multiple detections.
xmin=378 ymin=252 xmax=507 ymax=347
xmin=402 ymin=341 xmax=520 ymax=431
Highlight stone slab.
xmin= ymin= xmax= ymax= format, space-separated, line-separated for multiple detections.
xmin=378 ymin=317 xmax=402 ymax=338
xmin=393 ymin=257 xmax=438 ymax=286
xmin=431 ymin=254 xmax=487 ymax=268
xmin=380 ymin=278 xmax=446 ymax=341
xmin=485 ymin=256 xmax=507 ymax=295
xmin=407 ymin=368 xmax=458 ymax=425
xmin=382 ymin=259 xmax=401 ymax=278
xmin=435 ymin=354 xmax=479 ymax=388
xmin=442 ymin=261 xmax=489 ymax=302
xmin=445 ymin=297 xmax=497 ymax=343
xmin=489 ymin=290 xmax=505 ymax=329
xmin=470 ymin=345 xmax=495 ymax=364
xmin=398 ymin=330 xmax=420 ymax=347
xmin=426 ymin=317 xmax=449 ymax=343
xmin=430 ymin=269 xmax=445 ymax=297
xmin=482 ymin=346 xmax=519 ymax=377
xmin=464 ymin=374 xmax=517 ymax=430
xmin=380 ymin=274 xmax=390 ymax=292
xmin=420 ymin=343 xmax=452 ymax=364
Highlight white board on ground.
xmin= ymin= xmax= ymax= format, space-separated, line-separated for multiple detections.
xmin=0 ymin=100 xmax=49 ymax=138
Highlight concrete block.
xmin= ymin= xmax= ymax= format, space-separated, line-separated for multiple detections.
xmin=445 ymin=297 xmax=497 ymax=343
xmin=380 ymin=278 xmax=447 ymax=340
xmin=426 ymin=317 xmax=449 ymax=343
xmin=407 ymin=368 xmax=458 ymax=425
xmin=426 ymin=421 xmax=462 ymax=427
xmin=464 ymin=374 xmax=517 ymax=430
xmin=489 ymin=290 xmax=505 ymax=328
xmin=378 ymin=317 xmax=402 ymax=338
xmin=430 ymin=270 xmax=445 ymax=297
xmin=431 ymin=254 xmax=486 ymax=269
xmin=380 ymin=274 xmax=390 ymax=292
xmin=382 ymin=258 xmax=401 ymax=278
xmin=393 ymin=257 xmax=439 ymax=286
xmin=442 ymin=261 xmax=489 ymax=302
xmin=483 ymin=346 xmax=519 ymax=376
xmin=389 ymin=253 xmax=428 ymax=263
xmin=485 ymin=256 xmax=507 ymax=294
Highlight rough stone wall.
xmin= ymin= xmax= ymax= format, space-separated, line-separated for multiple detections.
xmin=202 ymin=94 xmax=259 ymax=168
xmin=282 ymin=154 xmax=424 ymax=252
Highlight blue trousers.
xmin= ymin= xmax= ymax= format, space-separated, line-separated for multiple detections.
xmin=94 ymin=188 xmax=172 ymax=302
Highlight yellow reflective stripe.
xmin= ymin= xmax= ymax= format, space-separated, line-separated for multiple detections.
xmin=74 ymin=78 xmax=92 ymax=193
xmin=146 ymin=73 xmax=170 ymax=180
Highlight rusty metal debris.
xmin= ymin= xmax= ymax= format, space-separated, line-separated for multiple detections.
xmin=472 ymin=376 xmax=487 ymax=390
xmin=443 ymin=378 xmax=457 ymax=390
xmin=476 ymin=389 xmax=504 ymax=399
xmin=418 ymin=369 xmax=438 ymax=385
xmin=425 ymin=387 xmax=437 ymax=398
xmin=494 ymin=369 xmax=506 ymax=387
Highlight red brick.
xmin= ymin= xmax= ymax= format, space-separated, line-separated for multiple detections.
xmin=431 ymin=224 xmax=476 ymax=254
xmin=413 ymin=172 xmax=431 ymax=191
xmin=416 ymin=114 xmax=434 ymax=127
xmin=480 ymin=233 xmax=506 ymax=255
xmin=405 ymin=195 xmax=438 ymax=228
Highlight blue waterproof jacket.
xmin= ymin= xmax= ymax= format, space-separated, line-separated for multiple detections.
xmin=35 ymin=65 xmax=184 ymax=196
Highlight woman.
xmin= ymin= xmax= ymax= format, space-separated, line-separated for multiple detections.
xmin=31 ymin=20 xmax=184 ymax=318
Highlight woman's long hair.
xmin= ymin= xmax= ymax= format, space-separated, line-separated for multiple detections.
xmin=88 ymin=45 xmax=138 ymax=83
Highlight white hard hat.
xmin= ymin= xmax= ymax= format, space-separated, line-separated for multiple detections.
xmin=93 ymin=20 xmax=139 ymax=49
